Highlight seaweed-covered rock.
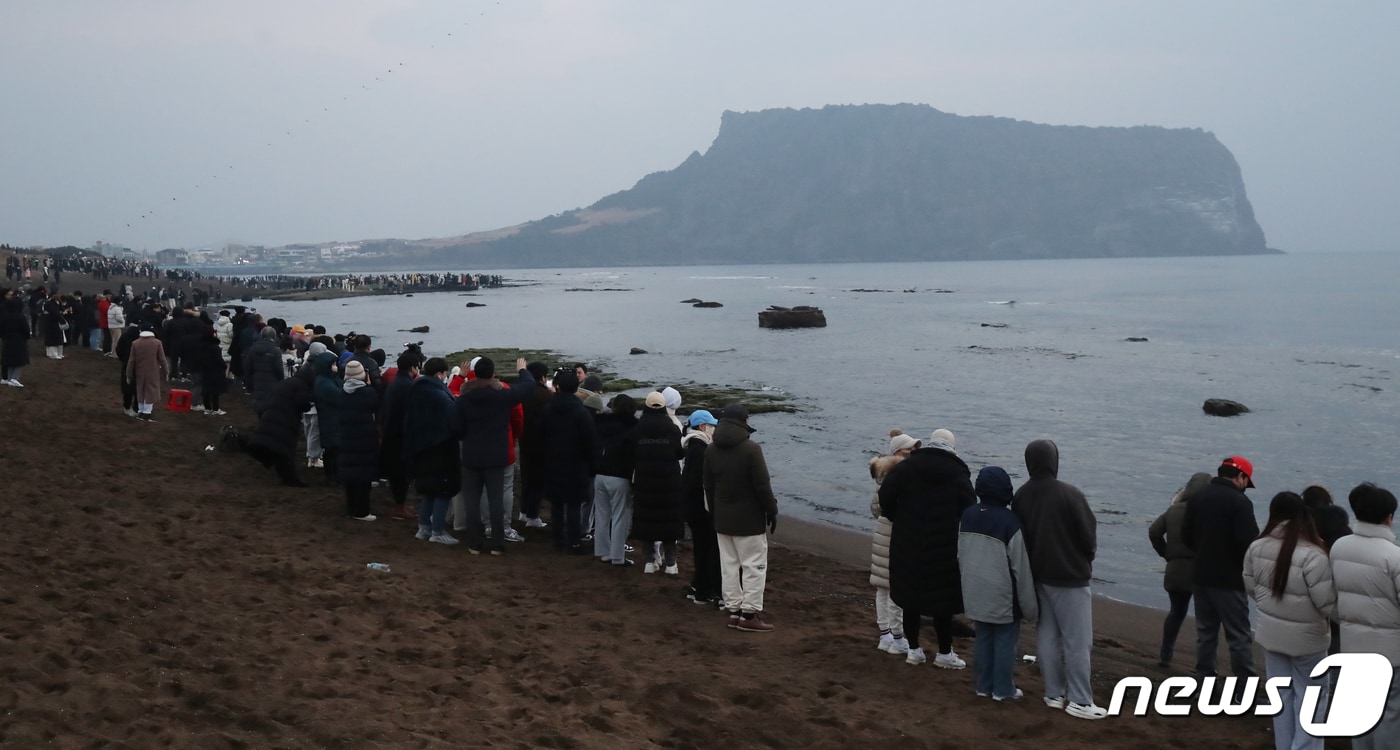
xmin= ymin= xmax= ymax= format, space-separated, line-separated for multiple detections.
xmin=1203 ymin=399 xmax=1250 ymax=417
xmin=758 ymin=305 xmax=826 ymax=329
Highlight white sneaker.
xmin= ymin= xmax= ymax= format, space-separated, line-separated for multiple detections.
xmin=9 ymin=380 xmax=22 ymax=388
xmin=213 ymin=410 xmax=227 ymax=416
xmin=0 ymin=379 xmax=13 ymax=386
xmin=993 ymin=688 xmax=1024 ymax=702
xmin=877 ymin=633 xmax=894 ymax=651
xmin=934 ymin=651 xmax=967 ymax=670
xmin=905 ymin=647 xmax=927 ymax=665
xmin=518 ymin=512 xmax=528 ymax=522
xmin=415 ymin=526 xmax=431 ymax=540
xmin=1066 ymin=702 xmax=1107 ymax=720
xmin=1044 ymin=696 xmax=1068 ymax=710
xmin=644 ymin=562 xmax=658 ymax=574
xmin=503 ymin=528 xmax=524 ymax=543
xmin=124 ymin=408 xmax=136 ymax=417
xmin=192 ymin=405 xmax=205 ymax=412
xmin=353 ymin=514 xmax=377 ymax=522
xmin=663 ymin=564 xmax=679 ymax=575
xmin=887 ymin=636 xmax=909 ymax=655
xmin=430 ymin=532 xmax=460 ymax=545
xmin=525 ymin=517 xmax=548 ymax=528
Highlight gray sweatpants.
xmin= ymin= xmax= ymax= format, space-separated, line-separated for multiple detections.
xmin=1036 ymin=584 xmax=1094 ymax=706
xmin=1193 ymin=586 xmax=1256 ymax=679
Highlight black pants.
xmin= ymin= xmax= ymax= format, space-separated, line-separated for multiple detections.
xmin=688 ymin=514 xmax=722 ymax=599
xmin=1193 ymin=586 xmax=1256 ymax=678
xmin=521 ymin=483 xmax=543 ymax=519
xmin=120 ymin=370 xmax=137 ymax=410
xmin=903 ymin=606 xmax=953 ymax=653
xmin=102 ymin=328 xmax=113 ymax=352
xmin=322 ymin=447 xmax=340 ymax=485
xmin=202 ymin=389 xmax=221 ymax=411
xmin=345 ymin=482 xmax=372 ymax=518
xmin=1160 ymin=590 xmax=1192 ymax=661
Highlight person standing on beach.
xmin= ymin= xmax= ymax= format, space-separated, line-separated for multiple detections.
xmin=869 ymin=429 xmax=919 ymax=655
xmin=960 ymin=465 xmax=1038 ymax=701
xmin=705 ymin=403 xmax=779 ymax=632
xmin=126 ymin=328 xmax=168 ymax=422
xmin=539 ymin=369 xmax=597 ymax=553
xmin=879 ymin=429 xmax=974 ymax=667
xmin=632 ymin=392 xmax=685 ymax=575
xmin=516 ymin=362 xmax=553 ymax=529
xmin=1148 ymin=472 xmax=1211 ymax=667
xmin=244 ymin=326 xmax=284 ymax=418
xmin=455 ymin=356 xmax=535 ymax=554
xmin=682 ymin=410 xmax=721 ymax=603
xmin=338 ymin=360 xmax=380 ymax=520
xmin=1181 ymin=456 xmax=1260 ymax=682
xmin=1012 ymin=438 xmax=1105 ymax=719
xmin=380 ymin=352 xmax=419 ymax=521
xmin=0 ymin=293 xmax=31 ymax=387
xmin=404 ymin=357 xmax=462 ymax=545
xmin=1330 ymin=482 xmax=1400 ymax=750
xmin=1242 ymin=491 xmax=1336 ymax=750
xmin=592 ymin=393 xmax=638 ymax=566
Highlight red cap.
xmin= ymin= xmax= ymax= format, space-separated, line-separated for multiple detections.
xmin=1221 ymin=456 xmax=1255 ymax=488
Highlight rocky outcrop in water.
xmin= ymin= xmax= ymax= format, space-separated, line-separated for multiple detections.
xmin=1203 ymin=399 xmax=1250 ymax=417
xmin=759 ymin=306 xmax=826 ymax=329
xmin=423 ymin=103 xmax=1278 ymax=267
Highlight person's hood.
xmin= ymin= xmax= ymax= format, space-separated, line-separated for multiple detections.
xmin=1172 ymin=472 xmax=1213 ymax=505
xmin=343 ymin=376 xmax=368 ymax=394
xmin=309 ymin=351 xmax=338 ymax=377
xmin=975 ymin=466 xmax=1014 ymax=507
xmin=1024 ymin=438 xmax=1059 ymax=478
xmin=712 ymin=419 xmax=753 ymax=449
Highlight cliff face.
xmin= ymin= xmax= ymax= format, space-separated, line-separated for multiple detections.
xmin=438 ymin=104 xmax=1275 ymax=267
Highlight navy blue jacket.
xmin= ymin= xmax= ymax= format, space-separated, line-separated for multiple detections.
xmin=540 ymin=391 xmax=598 ymax=501
xmin=337 ymin=384 xmax=380 ymax=484
xmin=455 ymin=368 xmax=536 ymax=468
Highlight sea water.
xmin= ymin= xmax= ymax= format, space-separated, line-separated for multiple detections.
xmin=246 ymin=252 xmax=1400 ymax=608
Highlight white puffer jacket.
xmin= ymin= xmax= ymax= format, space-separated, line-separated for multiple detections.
xmin=214 ymin=315 xmax=234 ymax=353
xmin=106 ymin=304 xmax=125 ymax=330
xmin=1242 ymin=526 xmax=1336 ymax=656
xmin=1330 ymin=522 xmax=1400 ymax=665
xmin=869 ymin=454 xmax=905 ymax=589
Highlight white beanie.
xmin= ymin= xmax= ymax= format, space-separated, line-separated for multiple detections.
xmin=927 ymin=428 xmax=956 ymax=453
xmin=661 ymin=386 xmax=681 ymax=410
xmin=888 ymin=431 xmax=920 ymax=454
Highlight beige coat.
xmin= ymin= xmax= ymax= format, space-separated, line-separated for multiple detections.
xmin=126 ymin=335 xmax=168 ymax=405
xmin=1331 ymin=522 xmax=1400 ymax=665
xmin=1242 ymin=526 xmax=1336 ymax=656
xmin=869 ymin=454 xmax=905 ymax=589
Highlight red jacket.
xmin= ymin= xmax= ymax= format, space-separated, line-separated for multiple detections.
xmin=97 ymin=298 xmax=111 ymax=329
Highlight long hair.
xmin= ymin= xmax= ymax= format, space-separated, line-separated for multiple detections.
xmin=1259 ymin=491 xmax=1324 ymax=600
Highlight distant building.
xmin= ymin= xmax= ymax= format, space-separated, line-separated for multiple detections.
xmin=156 ymin=248 xmax=189 ymax=266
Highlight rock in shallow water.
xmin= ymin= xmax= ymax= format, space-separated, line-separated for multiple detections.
xmin=1203 ymin=398 xmax=1250 ymax=417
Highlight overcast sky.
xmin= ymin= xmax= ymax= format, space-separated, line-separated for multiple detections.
xmin=1 ymin=1 xmax=1394 ymax=254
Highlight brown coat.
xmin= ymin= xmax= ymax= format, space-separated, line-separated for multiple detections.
xmin=126 ymin=335 xmax=168 ymax=404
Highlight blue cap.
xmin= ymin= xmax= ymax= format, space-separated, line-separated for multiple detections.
xmin=688 ymin=410 xmax=718 ymax=428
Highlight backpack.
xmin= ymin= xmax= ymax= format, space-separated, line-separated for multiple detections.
xmin=218 ymin=424 xmax=243 ymax=453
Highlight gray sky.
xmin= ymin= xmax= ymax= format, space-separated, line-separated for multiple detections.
xmin=1 ymin=1 xmax=1394 ymax=254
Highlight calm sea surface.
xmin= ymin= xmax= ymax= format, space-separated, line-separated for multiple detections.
xmin=248 ymin=252 xmax=1400 ymax=608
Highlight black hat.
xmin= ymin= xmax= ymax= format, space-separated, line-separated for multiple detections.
xmin=721 ymin=403 xmax=753 ymax=432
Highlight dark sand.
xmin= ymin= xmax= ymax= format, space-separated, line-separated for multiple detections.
xmin=0 ymin=344 xmax=1292 ymax=749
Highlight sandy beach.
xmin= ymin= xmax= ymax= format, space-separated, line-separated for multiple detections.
xmin=0 ymin=343 xmax=1292 ymax=749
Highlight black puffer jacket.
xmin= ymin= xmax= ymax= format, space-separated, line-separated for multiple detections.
xmin=337 ymin=383 xmax=380 ymax=484
xmin=540 ymin=392 xmax=597 ymax=502
xmin=246 ymin=371 xmax=314 ymax=458
xmin=680 ymin=431 xmax=712 ymax=523
xmin=594 ymin=409 xmax=638 ymax=479
xmin=878 ymin=446 xmax=975 ymax=616
xmin=629 ymin=409 xmax=684 ymax=542
xmin=244 ymin=336 xmax=285 ymax=413
xmin=403 ymin=375 xmax=461 ymax=497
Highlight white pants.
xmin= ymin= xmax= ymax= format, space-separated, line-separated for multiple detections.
xmin=302 ymin=413 xmax=322 ymax=459
xmin=1037 ymin=584 xmax=1095 ymax=706
xmin=875 ymin=586 xmax=904 ymax=636
xmin=1263 ymin=649 xmax=1327 ymax=750
xmin=717 ymin=533 xmax=768 ymax=614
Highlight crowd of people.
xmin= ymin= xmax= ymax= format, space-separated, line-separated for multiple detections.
xmin=204 ymin=272 xmax=505 ymax=294
xmin=13 ymin=301 xmax=785 ymax=636
xmin=1146 ymin=458 xmax=1400 ymax=749
xmin=865 ymin=427 xmax=1400 ymax=744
